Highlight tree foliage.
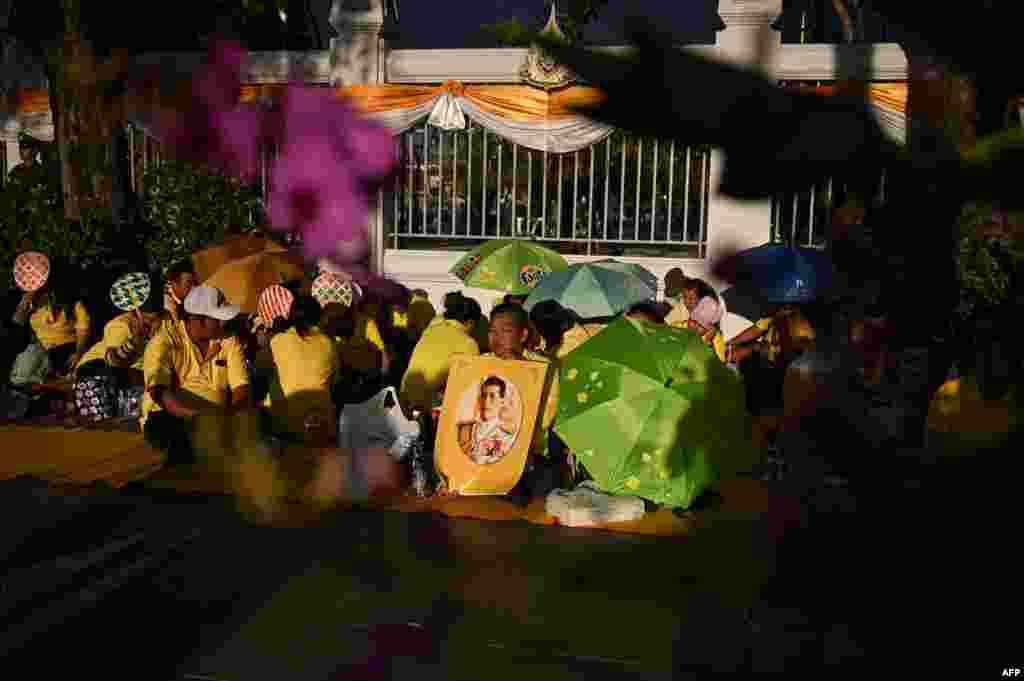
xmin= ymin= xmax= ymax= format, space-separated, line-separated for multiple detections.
xmin=141 ymin=159 xmax=264 ymax=272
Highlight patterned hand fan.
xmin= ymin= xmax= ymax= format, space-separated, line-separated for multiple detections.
xmin=14 ymin=251 xmax=50 ymax=292
xmin=110 ymin=272 xmax=152 ymax=311
xmin=256 ymin=284 xmax=295 ymax=324
xmin=312 ymin=272 xmax=354 ymax=308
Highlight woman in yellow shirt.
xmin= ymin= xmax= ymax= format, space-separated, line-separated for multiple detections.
xmin=400 ymin=292 xmax=481 ymax=414
xmin=268 ymin=295 xmax=342 ymax=439
xmin=17 ymin=267 xmax=92 ymax=375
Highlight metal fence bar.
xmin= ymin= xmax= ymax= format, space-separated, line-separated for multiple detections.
xmin=682 ymin=146 xmax=691 ymax=241
xmin=651 ymin=140 xmax=659 ymax=242
xmin=666 ymin=141 xmax=675 ymax=238
xmin=512 ymin=144 xmax=518 ymax=236
xmin=528 ymin=148 xmax=536 ymax=233
xmin=619 ymin=138 xmax=626 ymax=240
xmin=481 ymin=129 xmax=488 ymax=234
xmin=603 ymin=137 xmax=611 ymax=241
xmin=452 ymin=131 xmax=458 ymax=236
xmin=422 ymin=125 xmax=429 ymax=234
xmin=438 ymin=129 xmax=446 ymax=236
xmin=807 ymin=181 xmax=816 ymax=245
xmin=542 ymin=150 xmax=548 ymax=236
xmin=571 ymin=151 xmax=579 ymax=238
xmin=496 ymin=138 xmax=503 ymax=236
xmin=700 ymin=152 xmax=711 ymax=258
xmin=634 ymin=138 xmax=642 ymax=242
xmin=587 ymin=146 xmax=595 ymax=255
xmin=406 ymin=134 xmax=414 ymax=244
xmin=790 ymin=190 xmax=799 ymax=245
xmin=557 ymin=153 xmax=564 ymax=240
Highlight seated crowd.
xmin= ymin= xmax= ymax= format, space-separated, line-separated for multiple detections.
xmin=1 ymin=253 xmax=896 ymax=503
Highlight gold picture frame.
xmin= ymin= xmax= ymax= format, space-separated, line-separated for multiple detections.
xmin=435 ymin=355 xmax=551 ymax=495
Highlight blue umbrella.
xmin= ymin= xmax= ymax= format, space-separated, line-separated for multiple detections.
xmin=730 ymin=243 xmax=834 ymax=303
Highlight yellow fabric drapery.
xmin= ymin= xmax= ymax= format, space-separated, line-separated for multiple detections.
xmin=335 ymin=81 xmax=608 ymax=121
xmin=7 ymin=82 xmax=608 ymax=121
xmin=9 ymin=81 xmax=898 ymax=122
xmin=808 ymin=82 xmax=907 ymax=115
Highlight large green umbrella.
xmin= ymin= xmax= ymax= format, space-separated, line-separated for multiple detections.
xmin=524 ymin=261 xmax=657 ymax=319
xmin=554 ymin=317 xmax=755 ymax=509
xmin=449 ymin=239 xmax=568 ymax=295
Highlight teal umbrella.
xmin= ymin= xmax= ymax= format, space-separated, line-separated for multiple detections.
xmin=590 ymin=259 xmax=659 ymax=293
xmin=554 ymin=317 xmax=755 ymax=509
xmin=524 ymin=261 xmax=657 ymax=319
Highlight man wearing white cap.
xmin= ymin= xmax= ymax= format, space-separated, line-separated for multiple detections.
xmin=141 ymin=285 xmax=250 ymax=463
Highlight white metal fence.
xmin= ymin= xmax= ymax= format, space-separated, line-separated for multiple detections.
xmin=771 ymin=169 xmax=887 ymax=248
xmin=382 ymin=121 xmax=712 ymax=258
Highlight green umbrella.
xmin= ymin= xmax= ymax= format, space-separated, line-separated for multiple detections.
xmin=524 ymin=261 xmax=658 ymax=319
xmin=449 ymin=239 xmax=568 ymax=295
xmin=554 ymin=317 xmax=755 ymax=509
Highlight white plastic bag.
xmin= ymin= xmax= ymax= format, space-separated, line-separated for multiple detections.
xmin=10 ymin=343 xmax=50 ymax=387
xmin=545 ymin=481 xmax=646 ymax=527
xmin=337 ymin=386 xmax=420 ymax=461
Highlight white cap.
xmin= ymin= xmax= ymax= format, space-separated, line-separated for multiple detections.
xmin=184 ymin=285 xmax=241 ymax=321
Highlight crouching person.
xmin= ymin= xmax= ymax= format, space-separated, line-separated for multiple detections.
xmin=74 ymin=274 xmax=164 ymax=422
xmin=141 ymin=286 xmax=251 ymax=465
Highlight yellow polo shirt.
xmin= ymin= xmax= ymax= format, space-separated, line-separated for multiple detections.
xmin=668 ymin=320 xmax=727 ymax=362
xmin=76 ymin=312 xmax=151 ymax=371
xmin=164 ymin=287 xmax=183 ymax=323
xmin=140 ymin=319 xmax=249 ymax=427
xmin=406 ymin=298 xmax=437 ymax=341
xmin=30 ymin=303 xmax=91 ymax=350
xmin=400 ymin=317 xmax=480 ymax=412
xmin=555 ymin=323 xmax=606 ymax=359
xmin=482 ymin=349 xmax=559 ymax=458
xmin=335 ymin=313 xmax=385 ymax=372
xmin=268 ymin=326 xmax=341 ymax=435
xmin=663 ymin=301 xmax=690 ymax=327
xmin=754 ymin=317 xmax=782 ymax=364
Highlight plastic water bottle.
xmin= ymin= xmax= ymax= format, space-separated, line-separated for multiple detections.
xmin=409 ymin=410 xmax=434 ymax=497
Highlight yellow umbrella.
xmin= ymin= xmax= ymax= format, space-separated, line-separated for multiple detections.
xmin=203 ymin=251 xmax=307 ymax=314
xmin=191 ymin=233 xmax=288 ymax=283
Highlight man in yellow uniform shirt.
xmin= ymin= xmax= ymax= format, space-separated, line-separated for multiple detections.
xmin=141 ymin=286 xmax=250 ymax=464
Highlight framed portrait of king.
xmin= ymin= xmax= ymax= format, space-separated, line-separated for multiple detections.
xmin=435 ymin=355 xmax=551 ymax=495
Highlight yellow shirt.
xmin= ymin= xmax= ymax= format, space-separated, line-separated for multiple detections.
xmin=406 ymin=298 xmax=437 ymax=341
xmin=268 ymin=326 xmax=341 ymax=436
xmin=164 ymin=286 xmax=183 ymax=323
xmin=663 ymin=301 xmax=690 ymax=327
xmin=30 ymin=302 xmax=91 ymax=350
xmin=754 ymin=317 xmax=781 ymax=364
xmin=668 ymin=320 xmax=727 ymax=363
xmin=400 ymin=317 xmax=480 ymax=412
xmin=140 ymin=319 xmax=249 ymax=427
xmin=335 ymin=313 xmax=384 ymax=372
xmin=482 ymin=349 xmax=559 ymax=458
xmin=76 ymin=312 xmax=150 ymax=371
xmin=556 ymin=323 xmax=606 ymax=359
xmin=470 ymin=317 xmax=490 ymax=353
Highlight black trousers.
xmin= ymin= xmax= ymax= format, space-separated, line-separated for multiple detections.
xmin=143 ymin=411 xmax=194 ymax=466
xmin=47 ymin=343 xmax=77 ymax=374
xmin=739 ymin=351 xmax=785 ymax=415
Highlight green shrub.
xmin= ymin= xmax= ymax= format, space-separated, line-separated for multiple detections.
xmin=957 ymin=202 xmax=1024 ymax=310
xmin=142 ymin=159 xmax=264 ymax=272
